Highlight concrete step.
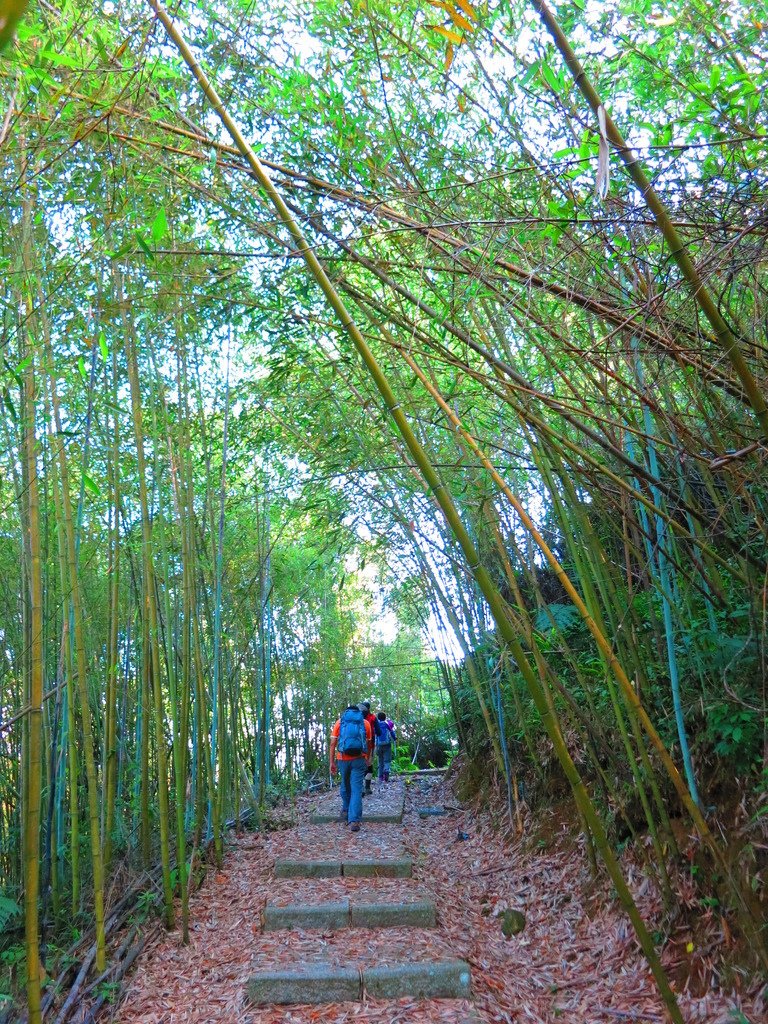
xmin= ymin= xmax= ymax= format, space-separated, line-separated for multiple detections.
xmin=246 ymin=958 xmax=471 ymax=1005
xmin=365 ymin=959 xmax=471 ymax=999
xmin=309 ymin=804 xmax=404 ymax=824
xmin=350 ymin=899 xmax=435 ymax=928
xmin=248 ymin=965 xmax=360 ymax=1005
xmin=263 ymin=900 xmax=350 ymax=932
xmin=274 ymin=856 xmax=412 ymax=878
xmin=343 ymin=856 xmax=412 ymax=878
xmin=310 ymin=787 xmax=406 ymax=824
xmin=273 ymin=858 xmax=342 ymax=878
xmin=263 ymin=897 xmax=436 ymax=932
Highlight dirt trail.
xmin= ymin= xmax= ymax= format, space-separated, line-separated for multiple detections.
xmin=116 ymin=776 xmax=761 ymax=1024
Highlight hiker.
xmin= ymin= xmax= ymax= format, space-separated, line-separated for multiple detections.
xmin=375 ymin=711 xmax=396 ymax=782
xmin=329 ymin=703 xmax=373 ymax=832
xmin=358 ymin=699 xmax=378 ymax=796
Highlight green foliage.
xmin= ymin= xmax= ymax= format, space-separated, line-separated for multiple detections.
xmin=534 ymin=603 xmax=581 ymax=634
xmin=0 ymin=946 xmax=24 ymax=968
xmin=0 ymin=943 xmax=27 ymax=996
xmin=132 ymin=890 xmax=160 ymax=923
xmin=704 ymin=701 xmax=762 ymax=770
xmin=391 ymin=751 xmax=419 ymax=773
xmin=0 ymin=897 xmax=21 ymax=933
xmin=95 ymin=980 xmax=121 ymax=1004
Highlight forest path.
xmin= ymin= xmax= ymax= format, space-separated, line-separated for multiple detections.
xmin=115 ymin=776 xmax=719 ymax=1024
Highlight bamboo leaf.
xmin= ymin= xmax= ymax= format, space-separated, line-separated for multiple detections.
xmin=447 ymin=10 xmax=474 ymax=33
xmin=540 ymin=63 xmax=560 ymax=92
xmin=2 ymin=388 xmax=17 ymax=421
xmin=135 ymin=232 xmax=155 ymax=260
xmin=151 ymin=207 xmax=168 ymax=243
xmin=99 ymin=332 xmax=108 ymax=362
xmin=82 ymin=473 xmax=101 ymax=497
xmin=453 ymin=0 xmax=478 ymax=20
xmin=40 ymin=48 xmax=80 ymax=68
xmin=426 ymin=24 xmax=463 ymax=45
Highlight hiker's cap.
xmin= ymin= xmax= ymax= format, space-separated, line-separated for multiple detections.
xmin=358 ymin=701 xmax=369 ymax=712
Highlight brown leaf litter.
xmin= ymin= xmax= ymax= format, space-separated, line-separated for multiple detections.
xmin=114 ymin=777 xmax=765 ymax=1024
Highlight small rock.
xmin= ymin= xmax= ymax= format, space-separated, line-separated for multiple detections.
xmin=500 ymin=909 xmax=526 ymax=937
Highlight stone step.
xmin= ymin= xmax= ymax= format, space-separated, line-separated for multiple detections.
xmin=309 ymin=799 xmax=404 ymax=825
xmin=273 ymin=858 xmax=341 ymax=878
xmin=365 ymin=959 xmax=472 ymax=999
xmin=247 ymin=958 xmax=471 ymax=1005
xmin=263 ymin=897 xmax=436 ymax=932
xmin=263 ymin=900 xmax=350 ymax=932
xmin=274 ymin=855 xmax=413 ymax=878
xmin=344 ymin=856 xmax=412 ymax=878
xmin=309 ymin=811 xmax=404 ymax=824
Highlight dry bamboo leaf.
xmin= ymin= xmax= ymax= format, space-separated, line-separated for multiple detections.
xmin=453 ymin=0 xmax=478 ymax=20
xmin=426 ymin=24 xmax=463 ymax=45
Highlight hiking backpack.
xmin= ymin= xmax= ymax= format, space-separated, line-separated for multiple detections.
xmin=376 ymin=722 xmax=393 ymax=747
xmin=337 ymin=707 xmax=367 ymax=756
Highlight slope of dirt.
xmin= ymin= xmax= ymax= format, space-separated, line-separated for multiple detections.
xmin=115 ymin=777 xmax=764 ymax=1024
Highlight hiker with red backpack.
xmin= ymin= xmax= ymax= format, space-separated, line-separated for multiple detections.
xmin=375 ymin=711 xmax=397 ymax=782
xmin=329 ymin=703 xmax=373 ymax=832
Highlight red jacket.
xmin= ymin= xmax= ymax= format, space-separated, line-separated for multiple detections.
xmin=364 ymin=713 xmax=377 ymax=758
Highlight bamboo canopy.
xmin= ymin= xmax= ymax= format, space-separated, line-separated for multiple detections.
xmin=0 ymin=1 xmax=766 ymax=1021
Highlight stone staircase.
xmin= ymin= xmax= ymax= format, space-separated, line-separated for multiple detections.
xmin=246 ymin=780 xmax=472 ymax=1007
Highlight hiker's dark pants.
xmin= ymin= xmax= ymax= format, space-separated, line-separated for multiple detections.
xmin=377 ymin=744 xmax=393 ymax=780
xmin=339 ymin=757 xmax=366 ymax=823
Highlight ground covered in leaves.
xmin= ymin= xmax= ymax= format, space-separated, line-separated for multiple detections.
xmin=115 ymin=776 xmax=764 ymax=1024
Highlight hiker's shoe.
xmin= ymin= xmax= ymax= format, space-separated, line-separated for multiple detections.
xmin=350 ymin=822 xmax=361 ymax=833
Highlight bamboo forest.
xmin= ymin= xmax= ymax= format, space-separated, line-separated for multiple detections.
xmin=0 ymin=0 xmax=766 ymax=1021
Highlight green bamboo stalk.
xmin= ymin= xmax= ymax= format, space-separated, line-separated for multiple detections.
xmin=124 ymin=303 xmax=175 ymax=930
xmin=175 ymin=336 xmax=195 ymax=940
xmin=210 ymin=340 xmax=231 ymax=861
xmin=146 ymin=341 xmax=192 ymax=941
xmin=139 ymin=621 xmax=151 ymax=868
xmin=37 ymin=251 xmax=106 ymax=970
xmin=46 ymin=408 xmax=80 ymax=912
xmin=21 ymin=287 xmax=43 ymax=1024
xmin=47 ymin=394 xmax=107 ymax=972
xmin=103 ymin=345 xmax=121 ymax=872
